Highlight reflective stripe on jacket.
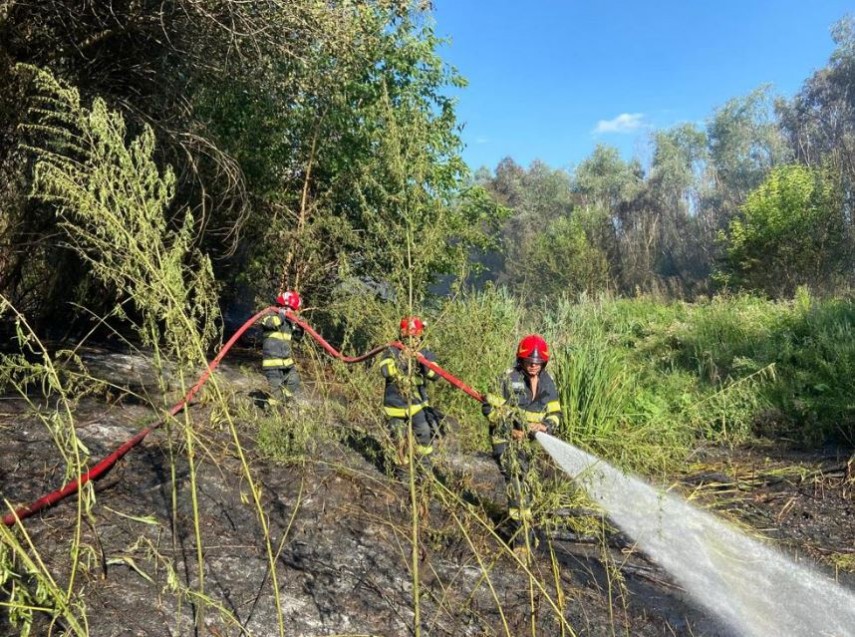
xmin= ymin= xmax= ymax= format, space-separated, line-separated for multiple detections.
xmin=378 ymin=347 xmax=438 ymax=418
xmin=484 ymin=366 xmax=562 ymax=434
xmin=261 ymin=314 xmax=303 ymax=369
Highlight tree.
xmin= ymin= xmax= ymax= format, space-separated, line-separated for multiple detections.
xmin=573 ymin=144 xmax=643 ymax=215
xmin=779 ymin=18 xmax=855 ymax=166
xmin=1 ymin=2 xmax=477 ymax=327
xmin=2 ymin=1 xmax=363 ymax=323
xmin=643 ymin=124 xmax=714 ymax=293
xmin=513 ymin=213 xmax=610 ymax=300
xmin=707 ymin=86 xmax=790 ymax=226
xmin=480 ymin=159 xmax=581 ymax=299
xmin=718 ymin=164 xmax=849 ymax=296
xmin=571 ymin=133 xmax=713 ymax=297
xmin=778 ymin=17 xmax=855 ymax=244
xmin=218 ymin=9 xmax=480 ymax=308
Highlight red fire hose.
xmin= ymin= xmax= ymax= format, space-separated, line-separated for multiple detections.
xmin=3 ymin=308 xmax=485 ymax=527
xmin=283 ymin=311 xmax=485 ymax=402
xmin=3 ymin=307 xmax=270 ymax=526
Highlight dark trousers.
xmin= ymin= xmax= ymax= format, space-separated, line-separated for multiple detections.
xmin=492 ymin=438 xmax=535 ymax=547
xmin=388 ymin=410 xmax=433 ymax=477
xmin=264 ymin=366 xmax=301 ymax=400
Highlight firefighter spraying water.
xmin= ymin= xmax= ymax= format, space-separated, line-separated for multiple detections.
xmin=6 ymin=306 xmax=855 ymax=637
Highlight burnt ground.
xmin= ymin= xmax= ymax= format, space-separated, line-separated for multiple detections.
xmin=1 ymin=347 xmax=853 ymax=637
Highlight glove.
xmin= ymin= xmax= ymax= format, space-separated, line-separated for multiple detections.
xmin=482 ymin=393 xmax=509 ymax=423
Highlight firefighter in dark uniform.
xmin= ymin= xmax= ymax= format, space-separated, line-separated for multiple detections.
xmin=378 ymin=316 xmax=440 ymax=480
xmin=482 ymin=334 xmax=562 ymax=552
xmin=260 ymin=291 xmax=304 ymax=403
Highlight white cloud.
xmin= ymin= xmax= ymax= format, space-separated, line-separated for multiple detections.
xmin=475 ymin=136 xmax=490 ymax=145
xmin=593 ymin=113 xmax=645 ymax=134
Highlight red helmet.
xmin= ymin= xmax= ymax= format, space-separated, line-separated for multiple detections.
xmin=517 ymin=334 xmax=549 ymax=365
xmin=400 ymin=316 xmax=425 ymax=337
xmin=276 ymin=290 xmax=301 ymax=311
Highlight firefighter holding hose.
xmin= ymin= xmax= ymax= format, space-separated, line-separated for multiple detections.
xmin=378 ymin=316 xmax=444 ymax=481
xmin=260 ymin=290 xmax=304 ymax=404
xmin=482 ymin=334 xmax=562 ymax=553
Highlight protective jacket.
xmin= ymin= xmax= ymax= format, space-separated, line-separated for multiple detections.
xmin=260 ymin=313 xmax=304 ymax=369
xmin=378 ymin=347 xmax=438 ymax=419
xmin=483 ymin=366 xmax=562 ymax=446
xmin=482 ymin=366 xmax=562 ymax=542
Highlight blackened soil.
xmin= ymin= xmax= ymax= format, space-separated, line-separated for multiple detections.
xmin=1 ymin=350 xmax=853 ymax=637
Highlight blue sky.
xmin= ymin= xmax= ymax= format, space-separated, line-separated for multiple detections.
xmin=431 ymin=1 xmax=853 ymax=173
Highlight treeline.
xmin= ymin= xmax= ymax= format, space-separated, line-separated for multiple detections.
xmin=475 ymin=18 xmax=855 ymax=302
xmin=1 ymin=4 xmax=854 ymax=338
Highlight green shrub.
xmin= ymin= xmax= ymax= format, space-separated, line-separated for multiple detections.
xmin=427 ymin=286 xmax=525 ymax=452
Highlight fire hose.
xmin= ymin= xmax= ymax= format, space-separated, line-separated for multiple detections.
xmin=283 ymin=310 xmax=484 ymax=402
xmin=3 ymin=308 xmax=484 ymax=526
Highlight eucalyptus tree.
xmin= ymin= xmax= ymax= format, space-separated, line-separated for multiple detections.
xmin=707 ymin=86 xmax=790 ymax=228
xmin=572 ymin=128 xmax=713 ymax=296
xmin=643 ymin=124 xmax=714 ymax=293
xmin=574 ymin=144 xmax=644 ymax=215
xmin=502 ymin=160 xmax=575 ymax=269
xmin=778 ymin=16 xmax=855 ymax=253
xmin=779 ymin=18 xmax=855 ymax=168
xmin=481 ymin=158 xmax=609 ymax=302
xmin=572 ymin=144 xmax=646 ymax=294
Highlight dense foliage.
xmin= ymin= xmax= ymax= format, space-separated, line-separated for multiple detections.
xmin=2 ymin=5 xmax=854 ymax=322
xmin=718 ymin=164 xmax=849 ymax=295
xmin=476 ymin=21 xmax=855 ymax=300
xmin=0 ymin=0 xmax=492 ymax=332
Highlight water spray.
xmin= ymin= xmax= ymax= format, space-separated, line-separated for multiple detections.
xmin=537 ymin=432 xmax=855 ymax=637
